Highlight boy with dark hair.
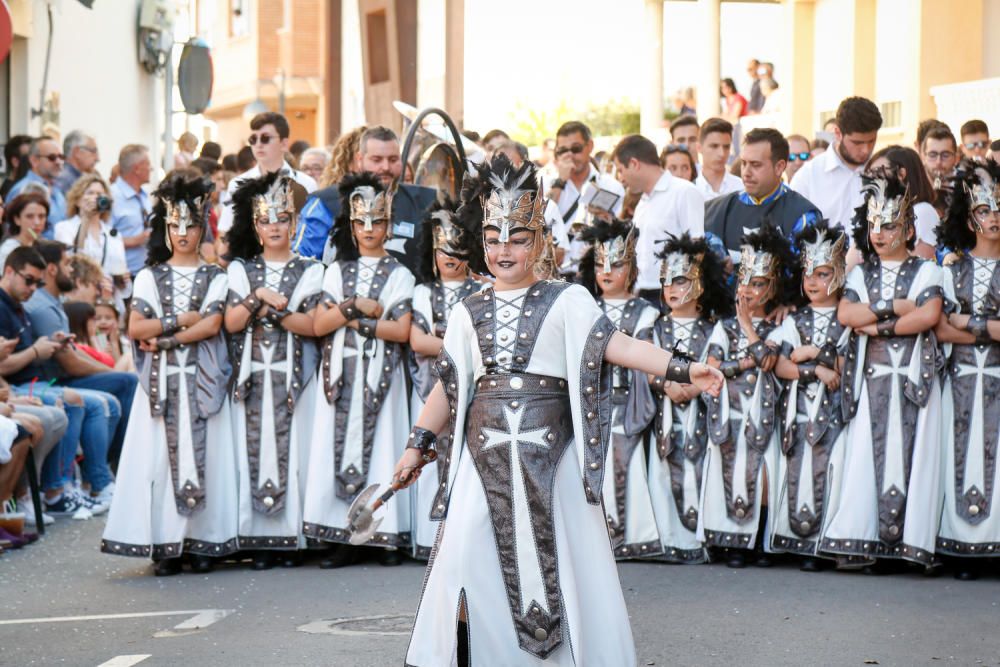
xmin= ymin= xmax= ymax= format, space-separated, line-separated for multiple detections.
xmin=695 ymin=118 xmax=742 ymax=200
xmin=959 ymin=120 xmax=991 ymax=161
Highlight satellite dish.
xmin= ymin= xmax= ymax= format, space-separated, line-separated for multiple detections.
xmin=177 ymin=38 xmax=213 ymax=114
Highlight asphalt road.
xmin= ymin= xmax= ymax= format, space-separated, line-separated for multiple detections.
xmin=1 ymin=518 xmax=998 ymax=667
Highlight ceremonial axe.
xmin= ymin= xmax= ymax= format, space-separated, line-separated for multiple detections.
xmin=346 ymin=450 xmax=438 ymax=545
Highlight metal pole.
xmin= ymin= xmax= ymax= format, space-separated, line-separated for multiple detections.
xmin=164 ymin=54 xmax=174 ymax=171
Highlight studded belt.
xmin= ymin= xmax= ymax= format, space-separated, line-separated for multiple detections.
xmin=475 ymin=372 xmax=567 ymax=396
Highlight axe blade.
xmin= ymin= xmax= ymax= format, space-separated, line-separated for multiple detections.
xmin=346 ymin=483 xmax=381 ymax=543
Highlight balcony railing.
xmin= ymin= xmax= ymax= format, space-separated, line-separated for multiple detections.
xmin=930 ymin=78 xmax=1000 ymax=140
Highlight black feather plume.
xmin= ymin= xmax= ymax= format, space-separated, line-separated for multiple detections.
xmin=656 ymin=232 xmax=733 ymax=320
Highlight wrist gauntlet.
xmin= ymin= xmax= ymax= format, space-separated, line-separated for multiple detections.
xmin=406 ymin=426 xmax=437 ymax=456
xmin=159 ymin=315 xmax=179 ymax=335
xmin=720 ymin=360 xmax=741 ymax=379
xmin=241 ymin=293 xmax=263 ymax=314
xmin=967 ymin=314 xmax=990 ymax=342
xmin=748 ymin=340 xmax=773 ymax=367
xmin=157 ymin=336 xmax=179 ymax=351
xmin=876 ymin=318 xmax=896 ymax=337
xmin=815 ymin=343 xmax=838 ymax=370
xmin=358 ymin=318 xmax=378 ymax=338
xmin=798 ymin=362 xmax=818 ymax=384
xmin=870 ymin=299 xmax=895 ymax=320
xmin=266 ymin=308 xmax=292 ymax=326
xmin=664 ymin=357 xmax=692 ymax=384
xmin=338 ymin=296 xmax=361 ymax=321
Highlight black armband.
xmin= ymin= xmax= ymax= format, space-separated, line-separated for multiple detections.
xmin=406 ymin=426 xmax=437 ymax=455
xmin=664 ymin=357 xmax=692 ymax=384
xmin=651 ymin=375 xmax=667 ymax=392
xmin=966 ymin=314 xmax=990 ymax=341
xmin=157 ymin=336 xmax=180 ymax=351
xmin=748 ymin=340 xmax=774 ymax=367
xmin=797 ymin=362 xmax=818 ymax=384
xmin=720 ymin=360 xmax=741 ymax=379
xmin=869 ymin=299 xmax=895 ymax=320
xmin=358 ymin=318 xmax=378 ymax=337
xmin=338 ymin=296 xmax=360 ymax=321
xmin=815 ymin=342 xmax=838 ymax=370
xmin=159 ymin=315 xmax=179 ymax=335
xmin=876 ymin=318 xmax=896 ymax=337
xmin=241 ymin=293 xmax=263 ymax=313
xmin=549 ymin=178 xmax=567 ymax=191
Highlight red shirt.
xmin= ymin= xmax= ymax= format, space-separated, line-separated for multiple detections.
xmin=725 ymin=93 xmax=748 ymax=118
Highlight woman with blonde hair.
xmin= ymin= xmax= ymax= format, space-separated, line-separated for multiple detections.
xmin=55 ymin=173 xmax=130 ymax=303
xmin=320 ymin=126 xmax=366 ymax=187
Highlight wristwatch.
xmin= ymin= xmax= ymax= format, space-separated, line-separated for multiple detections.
xmin=550 ymin=178 xmax=567 ymax=191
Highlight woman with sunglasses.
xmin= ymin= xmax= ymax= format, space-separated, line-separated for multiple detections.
xmin=224 ymin=171 xmax=324 ymax=570
xmin=101 ymin=175 xmax=237 ymax=576
xmin=784 ymin=135 xmax=812 ymax=182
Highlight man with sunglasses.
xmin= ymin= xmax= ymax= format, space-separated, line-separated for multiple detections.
xmin=784 ymin=134 xmax=812 ymax=182
xmin=7 ymin=137 xmax=67 ymax=233
xmin=959 ymin=119 xmax=991 ymax=163
xmin=544 ymin=121 xmax=625 ymax=278
xmin=217 ymin=112 xmax=317 ymax=238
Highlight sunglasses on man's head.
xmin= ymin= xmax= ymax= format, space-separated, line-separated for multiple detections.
xmin=664 ymin=144 xmax=690 ymax=154
xmin=248 ymin=133 xmax=278 ymax=146
xmin=554 ymin=144 xmax=585 ymax=157
xmin=788 ymin=152 xmax=810 ymax=162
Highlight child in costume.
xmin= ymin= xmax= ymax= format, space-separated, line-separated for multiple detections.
xmin=102 ymin=174 xmax=236 ymax=575
xmin=822 ymin=176 xmax=943 ymax=569
xmin=409 ymin=195 xmax=484 ymax=559
xmin=648 ymin=233 xmax=732 ymax=563
xmin=934 ymin=159 xmax=1000 ymax=580
xmin=302 ymin=173 xmax=415 ymax=567
xmin=769 ymin=221 xmax=850 ymax=572
xmin=700 ymin=223 xmax=799 ymax=568
xmin=393 ymin=154 xmax=723 ymax=667
xmin=224 ymin=172 xmax=324 ymax=570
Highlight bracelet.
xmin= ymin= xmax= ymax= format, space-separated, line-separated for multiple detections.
xmin=720 ymin=360 xmax=741 ymax=379
xmin=358 ymin=318 xmax=378 ymax=337
xmin=815 ymin=343 xmax=838 ymax=370
xmin=266 ymin=308 xmax=292 ymax=326
xmin=159 ymin=315 xmax=179 ymax=335
xmin=798 ymin=362 xmax=818 ymax=384
xmin=876 ymin=319 xmax=896 ymax=337
xmin=869 ymin=299 xmax=895 ymax=320
xmin=31 ymin=345 xmax=38 ymax=360
xmin=550 ymin=178 xmax=567 ymax=191
xmin=157 ymin=336 xmax=179 ymax=351
xmin=966 ymin=314 xmax=990 ymax=341
xmin=748 ymin=340 xmax=772 ymax=367
xmin=664 ymin=357 xmax=692 ymax=384
xmin=406 ymin=426 xmax=437 ymax=455
xmin=338 ymin=296 xmax=361 ymax=321
xmin=241 ymin=293 xmax=263 ymax=313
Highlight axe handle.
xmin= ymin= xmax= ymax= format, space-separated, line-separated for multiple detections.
xmin=371 ymin=449 xmax=438 ymax=513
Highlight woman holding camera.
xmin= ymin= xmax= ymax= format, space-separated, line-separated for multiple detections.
xmin=55 ymin=174 xmax=131 ymax=306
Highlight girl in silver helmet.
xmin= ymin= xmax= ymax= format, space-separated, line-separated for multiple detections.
xmin=102 ymin=174 xmax=236 ymax=576
xmin=700 ymin=222 xmax=799 ymax=569
xmin=769 ymin=221 xmax=850 ymax=572
xmin=648 ymin=232 xmax=732 ymax=564
xmin=822 ymin=175 xmax=943 ymax=571
xmin=392 ymin=153 xmax=723 ymax=667
xmin=934 ymin=158 xmax=1000 ymax=580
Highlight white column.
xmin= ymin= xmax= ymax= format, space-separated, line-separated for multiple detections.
xmin=640 ymin=0 xmax=664 ymax=137
xmin=696 ymin=0 xmax=721 ymax=120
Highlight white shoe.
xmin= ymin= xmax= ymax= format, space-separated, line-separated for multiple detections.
xmin=93 ymin=481 xmax=116 ymax=506
xmin=17 ymin=496 xmax=55 ymax=526
xmin=74 ymin=489 xmax=109 ymax=516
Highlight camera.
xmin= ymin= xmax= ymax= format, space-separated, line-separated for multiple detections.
xmin=96 ymin=195 xmax=112 ymax=213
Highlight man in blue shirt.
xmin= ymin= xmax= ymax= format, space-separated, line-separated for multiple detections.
xmin=294 ymin=126 xmax=436 ymax=272
xmin=6 ymin=137 xmax=67 ymax=234
xmin=110 ymin=144 xmax=152 ymax=276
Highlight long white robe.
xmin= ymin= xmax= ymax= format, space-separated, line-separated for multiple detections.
xmin=228 ymin=256 xmax=323 ymax=550
xmin=406 ymin=281 xmax=636 ymax=667
xmin=102 ymin=265 xmax=237 ymax=559
xmin=302 ymin=256 xmax=415 ymax=547
xmin=821 ymin=258 xmax=943 ymax=565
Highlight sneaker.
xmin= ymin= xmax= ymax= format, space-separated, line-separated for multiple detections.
xmin=91 ymin=482 xmax=116 ymax=508
xmin=44 ymin=493 xmax=93 ymax=520
xmin=75 ymin=490 xmax=109 ymax=516
xmin=17 ymin=497 xmax=55 ymax=526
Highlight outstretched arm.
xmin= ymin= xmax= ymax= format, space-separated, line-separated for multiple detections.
xmin=392 ymin=381 xmax=451 ymax=487
xmin=605 ymin=331 xmax=723 ymax=396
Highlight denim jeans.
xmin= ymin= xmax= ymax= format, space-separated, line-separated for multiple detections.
xmin=61 ymin=371 xmax=137 ymax=468
xmin=24 ymin=385 xmax=116 ymax=493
